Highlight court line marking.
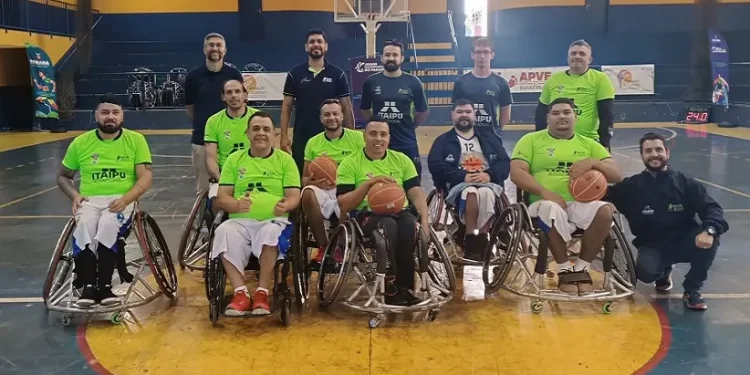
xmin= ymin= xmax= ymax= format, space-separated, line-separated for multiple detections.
xmin=0 ymin=186 xmax=60 ymax=209
xmin=0 ymin=297 xmax=43 ymax=303
xmin=649 ymin=293 xmax=750 ymax=299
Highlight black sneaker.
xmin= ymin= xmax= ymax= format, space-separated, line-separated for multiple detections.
xmin=683 ymin=291 xmax=707 ymax=310
xmin=398 ymin=288 xmax=420 ymax=305
xmin=462 ymin=234 xmax=481 ymax=261
xmin=98 ymin=285 xmax=121 ymax=306
xmin=77 ymin=285 xmax=98 ymax=308
xmin=655 ymin=268 xmax=673 ymax=292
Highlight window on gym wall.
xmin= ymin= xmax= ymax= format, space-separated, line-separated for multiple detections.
xmin=464 ymin=0 xmax=488 ymax=37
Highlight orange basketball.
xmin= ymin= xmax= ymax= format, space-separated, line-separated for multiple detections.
xmin=368 ymin=182 xmax=406 ymax=215
xmin=569 ymin=169 xmax=608 ymax=202
xmin=309 ymin=156 xmax=337 ymax=183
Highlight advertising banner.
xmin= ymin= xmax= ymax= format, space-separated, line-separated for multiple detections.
xmin=708 ymin=29 xmax=730 ymax=106
xmin=601 ymin=64 xmax=655 ymax=95
xmin=25 ymin=43 xmax=59 ymax=119
xmin=241 ymin=72 xmax=287 ymax=101
xmin=462 ymin=65 xmax=655 ymax=95
xmin=349 ymin=56 xmax=383 ymax=127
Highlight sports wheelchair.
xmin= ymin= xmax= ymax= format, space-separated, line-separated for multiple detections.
xmin=43 ymin=202 xmax=178 ymax=326
xmin=315 ymin=209 xmax=456 ymax=329
xmin=203 ymin=211 xmax=308 ymax=327
xmin=177 ymin=191 xmax=213 ymax=271
xmin=426 ymin=185 xmax=511 ymax=265
xmin=481 ymin=190 xmax=637 ymax=314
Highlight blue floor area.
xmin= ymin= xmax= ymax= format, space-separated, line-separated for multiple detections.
xmin=0 ymin=126 xmax=749 ymax=374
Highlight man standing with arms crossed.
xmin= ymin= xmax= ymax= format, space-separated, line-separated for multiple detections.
xmin=361 ymin=40 xmax=429 ymax=176
xmin=184 ymin=32 xmax=244 ymax=195
xmin=534 ymin=40 xmax=616 ymax=150
xmin=452 ymin=38 xmax=513 ymax=140
xmin=281 ymin=29 xmax=355 ymax=175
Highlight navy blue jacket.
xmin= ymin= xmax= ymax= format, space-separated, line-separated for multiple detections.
xmin=606 ymin=168 xmax=729 ymax=248
xmin=427 ymin=128 xmax=510 ymax=192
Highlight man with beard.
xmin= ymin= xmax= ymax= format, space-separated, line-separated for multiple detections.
xmin=204 ymin=79 xmax=259 ymax=208
xmin=281 ymin=29 xmax=355 ymax=175
xmin=427 ymin=99 xmax=510 ymax=261
xmin=184 ymin=32 xmax=243 ymax=195
xmin=211 ymin=111 xmax=301 ymax=316
xmin=605 ymin=132 xmax=728 ymax=310
xmin=56 ymin=94 xmax=153 ymax=308
xmin=451 ymin=38 xmax=513 ymax=140
xmin=301 ymin=99 xmax=365 ymax=267
xmin=534 ymin=40 xmax=616 ymax=150
xmin=511 ymin=98 xmax=622 ymax=295
xmin=360 ymin=40 xmax=429 ymax=177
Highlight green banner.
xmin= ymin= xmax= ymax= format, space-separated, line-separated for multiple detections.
xmin=25 ymin=43 xmax=59 ymax=119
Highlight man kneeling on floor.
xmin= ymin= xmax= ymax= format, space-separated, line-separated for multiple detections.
xmin=211 ymin=111 xmax=301 ymax=316
xmin=510 ymin=97 xmax=623 ymax=295
xmin=427 ymin=99 xmax=510 ymax=261
xmin=57 ymin=94 xmax=153 ymax=308
xmin=606 ymin=132 xmax=728 ymax=310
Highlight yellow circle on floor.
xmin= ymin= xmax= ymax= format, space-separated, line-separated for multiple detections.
xmin=82 ymin=270 xmax=666 ymax=375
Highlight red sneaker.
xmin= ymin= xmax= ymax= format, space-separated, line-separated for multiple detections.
xmin=252 ymin=290 xmax=271 ymax=315
xmin=225 ymin=290 xmax=251 ymax=316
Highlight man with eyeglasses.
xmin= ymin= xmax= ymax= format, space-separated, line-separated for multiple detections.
xmin=452 ymin=37 xmax=513 ymax=141
xmin=360 ymin=40 xmax=429 ymax=177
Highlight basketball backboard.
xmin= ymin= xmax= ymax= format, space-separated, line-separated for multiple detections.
xmin=334 ymin=0 xmax=410 ymax=23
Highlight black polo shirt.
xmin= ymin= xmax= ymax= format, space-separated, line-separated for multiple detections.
xmin=184 ymin=63 xmax=244 ymax=145
xmin=283 ymin=60 xmax=350 ymax=146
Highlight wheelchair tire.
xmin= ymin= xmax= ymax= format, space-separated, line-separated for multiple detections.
xmin=317 ymin=222 xmax=356 ymax=308
xmin=137 ymin=212 xmax=178 ymax=299
xmin=206 ymin=257 xmax=226 ymax=326
xmin=610 ymin=219 xmax=637 ymax=290
xmin=424 ymin=226 xmax=457 ymax=296
xmin=483 ymin=204 xmax=522 ymax=295
xmin=177 ymin=193 xmax=208 ymax=271
xmin=43 ymin=218 xmax=76 ymax=306
xmin=291 ymin=211 xmax=311 ymax=311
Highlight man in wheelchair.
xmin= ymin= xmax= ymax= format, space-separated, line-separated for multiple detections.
xmin=427 ymin=99 xmax=510 ymax=261
xmin=56 ymin=94 xmax=153 ymax=308
xmin=302 ymin=98 xmax=365 ymax=266
xmin=204 ymin=79 xmax=259 ymax=209
xmin=336 ymin=120 xmax=431 ymax=306
xmin=510 ymin=97 xmax=623 ymax=295
xmin=211 ymin=111 xmax=301 ymax=316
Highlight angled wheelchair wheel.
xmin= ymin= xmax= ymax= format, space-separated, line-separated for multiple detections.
xmin=137 ymin=212 xmax=178 ymax=299
xmin=291 ymin=211 xmax=311 ymax=310
xmin=610 ymin=219 xmax=637 ymax=290
xmin=317 ymin=221 xmax=356 ymax=308
xmin=423 ymin=226 xmax=456 ymax=296
xmin=43 ymin=218 xmax=76 ymax=306
xmin=205 ymin=255 xmax=226 ymax=327
xmin=177 ymin=193 xmax=209 ymax=271
xmin=483 ymin=204 xmax=522 ymax=295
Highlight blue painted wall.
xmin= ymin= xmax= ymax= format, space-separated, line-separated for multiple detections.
xmin=76 ymin=2 xmax=750 ymax=108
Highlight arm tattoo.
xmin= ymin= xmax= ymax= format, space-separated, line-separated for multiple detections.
xmin=56 ymin=167 xmax=79 ymax=200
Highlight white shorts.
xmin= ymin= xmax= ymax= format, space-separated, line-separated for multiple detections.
xmin=528 ymin=200 xmax=612 ymax=243
xmin=301 ymin=185 xmax=340 ymax=219
xmin=72 ymin=196 xmax=135 ymax=257
xmin=208 ymin=182 xmax=219 ymax=199
xmin=451 ymin=185 xmax=500 ymax=230
xmin=210 ymin=217 xmax=291 ymax=273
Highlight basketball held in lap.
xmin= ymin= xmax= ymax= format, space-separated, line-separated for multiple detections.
xmin=368 ymin=182 xmax=406 ymax=215
xmin=569 ymin=169 xmax=607 ymax=202
xmin=309 ymin=156 xmax=338 ymax=184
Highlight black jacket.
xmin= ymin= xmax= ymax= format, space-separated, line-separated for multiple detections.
xmin=427 ymin=128 xmax=510 ymax=192
xmin=606 ymin=168 xmax=729 ymax=248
